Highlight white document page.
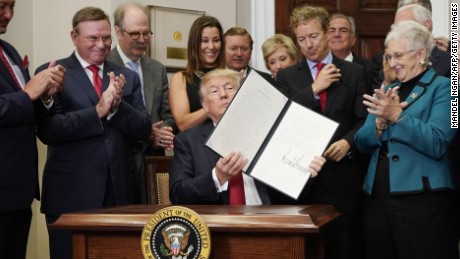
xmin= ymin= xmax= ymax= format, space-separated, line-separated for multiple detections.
xmin=205 ymin=71 xmax=287 ymax=171
xmin=250 ymin=102 xmax=339 ymax=199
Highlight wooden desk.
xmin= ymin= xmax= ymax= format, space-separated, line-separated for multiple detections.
xmin=51 ymin=205 xmax=339 ymax=259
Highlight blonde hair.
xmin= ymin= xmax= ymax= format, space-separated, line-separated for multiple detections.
xmin=261 ymin=34 xmax=297 ymax=70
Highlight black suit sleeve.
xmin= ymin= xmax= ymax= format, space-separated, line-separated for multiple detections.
xmin=169 ymin=131 xmax=223 ymax=205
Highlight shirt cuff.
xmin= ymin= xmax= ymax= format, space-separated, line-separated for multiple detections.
xmin=212 ymin=167 xmax=228 ymax=193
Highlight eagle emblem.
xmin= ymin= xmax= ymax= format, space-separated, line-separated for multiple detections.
xmin=161 ymin=224 xmax=194 ymax=258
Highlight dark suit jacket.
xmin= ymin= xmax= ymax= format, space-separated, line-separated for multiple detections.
xmin=275 ymin=55 xmax=367 ymax=199
xmin=248 ymin=67 xmax=276 ymax=86
xmin=353 ymin=55 xmax=375 ymax=95
xmin=36 ymin=53 xmax=151 ymax=216
xmin=0 ymin=39 xmax=43 ymax=211
xmin=169 ymin=120 xmax=271 ymax=205
xmin=430 ymin=47 xmax=450 ymax=78
xmin=108 ymin=48 xmax=175 ymax=129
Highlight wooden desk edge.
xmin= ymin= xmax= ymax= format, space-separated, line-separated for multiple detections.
xmin=50 ymin=204 xmax=340 ymax=234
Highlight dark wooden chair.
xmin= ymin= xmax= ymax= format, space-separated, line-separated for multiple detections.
xmin=144 ymin=156 xmax=173 ymax=205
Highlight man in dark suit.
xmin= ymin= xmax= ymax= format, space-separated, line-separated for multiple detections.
xmin=373 ymin=3 xmax=450 ymax=88
xmin=36 ymin=7 xmax=151 ymax=259
xmin=328 ymin=13 xmax=376 ymax=93
xmin=276 ymin=5 xmax=367 ymax=259
xmin=0 ymin=1 xmax=66 ymax=258
xmin=108 ymin=2 xmax=175 ymax=203
xmin=224 ymin=27 xmax=275 ymax=84
xmin=170 ymin=68 xmax=326 ymax=205
xmin=394 ymin=4 xmax=450 ymax=78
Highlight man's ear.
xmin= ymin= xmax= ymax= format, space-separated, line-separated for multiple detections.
xmin=424 ymin=19 xmax=433 ymax=32
xmin=114 ymin=26 xmax=122 ymax=39
xmin=70 ymin=30 xmax=78 ymax=46
xmin=351 ymin=36 xmax=356 ymax=47
xmin=418 ymin=47 xmax=427 ymax=62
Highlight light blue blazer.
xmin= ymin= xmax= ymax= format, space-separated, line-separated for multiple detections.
xmin=355 ymin=68 xmax=458 ymax=195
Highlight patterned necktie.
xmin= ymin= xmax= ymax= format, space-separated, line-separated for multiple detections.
xmin=0 ymin=46 xmax=22 ymax=90
xmin=127 ymin=60 xmax=145 ymax=105
xmin=88 ymin=65 xmax=102 ymax=97
xmin=316 ymin=63 xmax=326 ymax=112
xmin=228 ymin=172 xmax=246 ymax=205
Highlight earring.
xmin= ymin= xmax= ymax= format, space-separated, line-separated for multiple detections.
xmin=419 ymin=60 xmax=426 ymax=66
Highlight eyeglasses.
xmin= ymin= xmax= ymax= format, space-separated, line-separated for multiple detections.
xmin=384 ymin=49 xmax=415 ymax=62
xmin=123 ymin=30 xmax=153 ymax=40
xmin=76 ymin=31 xmax=113 ymax=44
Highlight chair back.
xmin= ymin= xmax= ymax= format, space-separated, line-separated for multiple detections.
xmin=144 ymin=156 xmax=173 ymax=205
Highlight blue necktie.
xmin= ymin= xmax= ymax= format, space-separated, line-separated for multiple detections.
xmin=127 ymin=60 xmax=145 ymax=105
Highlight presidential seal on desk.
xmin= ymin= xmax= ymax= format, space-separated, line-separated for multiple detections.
xmin=141 ymin=206 xmax=211 ymax=259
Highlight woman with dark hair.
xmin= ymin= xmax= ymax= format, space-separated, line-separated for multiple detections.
xmin=169 ymin=16 xmax=225 ymax=132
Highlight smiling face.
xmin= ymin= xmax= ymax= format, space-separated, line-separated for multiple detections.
xmin=266 ymin=46 xmax=296 ymax=77
xmin=294 ymin=19 xmax=330 ymax=63
xmin=72 ymin=19 xmax=112 ymax=65
xmin=201 ymin=75 xmax=238 ymax=123
xmin=225 ymin=34 xmax=252 ymax=71
xmin=328 ymin=17 xmax=356 ymax=56
xmin=386 ymin=39 xmax=425 ymax=82
xmin=115 ymin=7 xmax=150 ymax=61
xmin=200 ymin=26 xmax=222 ymax=68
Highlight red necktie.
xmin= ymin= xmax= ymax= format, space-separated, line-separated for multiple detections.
xmin=228 ymin=172 xmax=245 ymax=205
xmin=316 ymin=63 xmax=326 ymax=111
xmin=88 ymin=65 xmax=102 ymax=97
xmin=0 ymin=46 xmax=22 ymax=90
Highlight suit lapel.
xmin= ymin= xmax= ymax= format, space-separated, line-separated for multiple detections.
xmin=200 ymin=121 xmax=221 ymax=168
xmin=324 ymin=56 xmax=346 ymax=112
xmin=393 ymin=68 xmax=436 ymax=107
xmin=0 ymin=41 xmax=27 ymax=91
xmin=0 ymin=58 xmax=17 ymax=91
xmin=300 ymin=61 xmax=314 ymax=85
xmin=140 ymin=57 xmax=154 ymax=115
xmin=429 ymin=47 xmax=441 ymax=69
xmin=68 ymin=54 xmax=100 ymax=104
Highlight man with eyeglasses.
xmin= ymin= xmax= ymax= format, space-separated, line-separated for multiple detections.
xmin=374 ymin=2 xmax=450 ymax=88
xmin=35 ymin=6 xmax=151 ymax=259
xmin=394 ymin=4 xmax=450 ymax=78
xmin=328 ymin=13 xmax=375 ymax=93
xmin=108 ymin=2 xmax=176 ymax=204
xmin=224 ymin=27 xmax=273 ymax=83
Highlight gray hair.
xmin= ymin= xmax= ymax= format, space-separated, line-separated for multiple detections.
xmin=397 ymin=0 xmax=432 ymax=12
xmin=397 ymin=4 xmax=432 ymax=32
xmin=199 ymin=69 xmax=242 ymax=99
xmin=113 ymin=2 xmax=150 ymax=29
xmin=385 ymin=20 xmax=433 ymax=64
xmin=329 ymin=13 xmax=356 ymax=36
